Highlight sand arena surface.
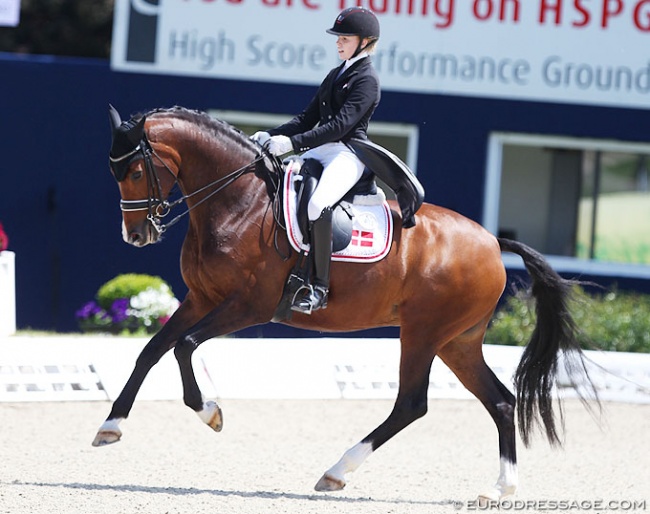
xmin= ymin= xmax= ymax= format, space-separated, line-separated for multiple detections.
xmin=0 ymin=399 xmax=648 ymax=513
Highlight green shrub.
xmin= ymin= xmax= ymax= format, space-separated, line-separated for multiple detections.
xmin=486 ymin=287 xmax=650 ymax=353
xmin=76 ymin=274 xmax=180 ymax=335
xmin=96 ymin=274 xmax=167 ymax=310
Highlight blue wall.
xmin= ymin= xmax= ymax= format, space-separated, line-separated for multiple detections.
xmin=1 ymin=53 xmax=648 ymax=334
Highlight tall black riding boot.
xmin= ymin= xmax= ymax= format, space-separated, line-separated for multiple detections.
xmin=291 ymin=207 xmax=333 ymax=315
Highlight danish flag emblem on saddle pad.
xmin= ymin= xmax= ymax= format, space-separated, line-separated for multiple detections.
xmin=352 ymin=230 xmax=374 ymax=248
xmin=283 ymin=162 xmax=393 ymax=263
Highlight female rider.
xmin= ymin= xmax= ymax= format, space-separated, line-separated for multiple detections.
xmin=252 ymin=7 xmax=381 ymax=315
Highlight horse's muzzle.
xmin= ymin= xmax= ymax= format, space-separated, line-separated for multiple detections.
xmin=122 ymin=220 xmax=159 ymax=247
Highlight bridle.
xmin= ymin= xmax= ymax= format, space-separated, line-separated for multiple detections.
xmin=110 ymin=132 xmax=270 ymax=235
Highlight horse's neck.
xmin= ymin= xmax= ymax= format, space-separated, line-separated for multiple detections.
xmin=178 ymin=142 xmax=270 ymax=228
xmin=149 ymin=115 xmax=273 ymax=232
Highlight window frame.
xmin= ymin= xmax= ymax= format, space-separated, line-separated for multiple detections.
xmin=484 ymin=132 xmax=650 ymax=279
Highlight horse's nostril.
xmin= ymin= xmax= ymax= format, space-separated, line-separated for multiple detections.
xmin=130 ymin=232 xmax=141 ymax=243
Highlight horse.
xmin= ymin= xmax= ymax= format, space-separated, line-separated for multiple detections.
xmin=94 ymin=105 xmax=596 ymax=501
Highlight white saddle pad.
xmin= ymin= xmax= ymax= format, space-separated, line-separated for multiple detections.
xmin=283 ymin=160 xmax=393 ymax=263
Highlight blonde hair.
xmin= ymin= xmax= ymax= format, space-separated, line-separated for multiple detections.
xmin=363 ymin=38 xmax=378 ymax=55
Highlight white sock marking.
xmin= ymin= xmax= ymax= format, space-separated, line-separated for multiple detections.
xmin=325 ymin=442 xmax=374 ymax=483
xmin=495 ymin=457 xmax=518 ymax=498
xmin=99 ymin=418 xmax=122 ymax=433
xmin=197 ymin=401 xmax=219 ymax=424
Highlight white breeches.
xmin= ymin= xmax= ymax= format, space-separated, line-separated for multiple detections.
xmin=302 ymin=142 xmax=365 ymax=221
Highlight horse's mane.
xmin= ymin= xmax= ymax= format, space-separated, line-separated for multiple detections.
xmin=140 ymin=106 xmax=279 ymax=197
xmin=143 ymin=106 xmax=257 ymax=152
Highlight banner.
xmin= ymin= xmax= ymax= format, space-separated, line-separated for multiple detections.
xmin=111 ymin=0 xmax=650 ymax=110
xmin=0 ymin=0 xmax=20 ymax=27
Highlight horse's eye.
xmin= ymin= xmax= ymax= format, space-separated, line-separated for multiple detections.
xmin=131 ymin=170 xmax=143 ymax=181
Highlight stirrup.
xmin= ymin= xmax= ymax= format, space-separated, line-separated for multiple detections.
xmin=290 ymin=284 xmax=328 ymax=315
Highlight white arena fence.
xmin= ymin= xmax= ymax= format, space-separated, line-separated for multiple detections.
xmin=0 ymin=251 xmax=16 ymax=337
xmin=0 ymin=335 xmax=648 ymax=404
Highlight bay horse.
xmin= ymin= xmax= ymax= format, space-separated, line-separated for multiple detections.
xmin=94 ymin=105 xmax=596 ymax=501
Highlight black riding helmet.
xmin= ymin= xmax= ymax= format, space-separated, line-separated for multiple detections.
xmin=326 ymin=7 xmax=380 ymax=57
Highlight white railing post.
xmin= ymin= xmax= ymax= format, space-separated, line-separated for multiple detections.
xmin=0 ymin=251 xmax=16 ymax=336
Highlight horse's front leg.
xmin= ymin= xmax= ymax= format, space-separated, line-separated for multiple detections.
xmin=173 ymin=296 xmax=262 ymax=433
xmin=92 ymin=301 xmax=203 ymax=447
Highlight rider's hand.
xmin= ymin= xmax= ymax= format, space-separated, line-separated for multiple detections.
xmin=250 ymin=131 xmax=271 ymax=146
xmin=266 ymin=135 xmax=293 ymax=156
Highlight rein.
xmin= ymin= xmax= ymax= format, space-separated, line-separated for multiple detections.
xmin=114 ymin=134 xmax=267 ymax=235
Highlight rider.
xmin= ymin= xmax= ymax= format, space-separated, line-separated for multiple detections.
xmin=252 ymin=7 xmax=381 ymax=315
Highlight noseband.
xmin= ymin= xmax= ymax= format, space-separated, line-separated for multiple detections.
xmin=110 ymin=132 xmax=268 ymax=235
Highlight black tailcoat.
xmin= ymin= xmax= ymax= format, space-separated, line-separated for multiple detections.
xmin=268 ymin=57 xmax=380 ymax=153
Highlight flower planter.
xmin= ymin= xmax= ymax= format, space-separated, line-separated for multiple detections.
xmin=76 ymin=274 xmax=179 ymax=335
xmin=0 ymin=251 xmax=16 ymax=336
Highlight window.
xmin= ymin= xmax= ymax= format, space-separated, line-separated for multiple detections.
xmin=485 ymin=133 xmax=650 ymax=277
xmin=208 ymin=110 xmax=419 ymax=200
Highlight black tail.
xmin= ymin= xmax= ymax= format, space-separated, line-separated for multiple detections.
xmin=498 ymin=238 xmax=598 ymax=447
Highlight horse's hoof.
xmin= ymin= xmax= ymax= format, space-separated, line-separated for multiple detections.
xmin=201 ymin=400 xmax=223 ymax=432
xmin=92 ymin=429 xmax=122 ymax=447
xmin=477 ymin=494 xmax=497 ymax=508
xmin=92 ymin=419 xmax=122 ymax=447
xmin=314 ymin=473 xmax=346 ymax=492
xmin=477 ymin=485 xmax=515 ymax=505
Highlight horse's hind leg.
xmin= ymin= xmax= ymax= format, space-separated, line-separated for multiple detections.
xmin=438 ymin=333 xmax=518 ymax=501
xmin=315 ymin=335 xmax=436 ymax=491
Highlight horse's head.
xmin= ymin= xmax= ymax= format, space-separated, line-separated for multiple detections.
xmin=108 ymin=105 xmax=179 ymax=247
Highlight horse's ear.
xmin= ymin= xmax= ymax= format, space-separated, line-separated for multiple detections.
xmin=108 ymin=104 xmax=122 ymax=131
xmin=108 ymin=106 xmax=147 ymax=181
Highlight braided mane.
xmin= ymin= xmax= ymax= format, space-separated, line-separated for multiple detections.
xmin=146 ymin=106 xmax=258 ymax=153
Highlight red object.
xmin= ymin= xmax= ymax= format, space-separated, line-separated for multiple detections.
xmin=351 ymin=229 xmax=374 ymax=247
xmin=0 ymin=222 xmax=8 ymax=251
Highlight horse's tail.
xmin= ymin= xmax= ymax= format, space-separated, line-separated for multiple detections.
xmin=497 ymin=237 xmax=597 ymax=448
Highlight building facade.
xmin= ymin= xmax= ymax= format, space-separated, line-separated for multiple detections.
xmin=2 ymin=0 xmax=650 ymax=333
